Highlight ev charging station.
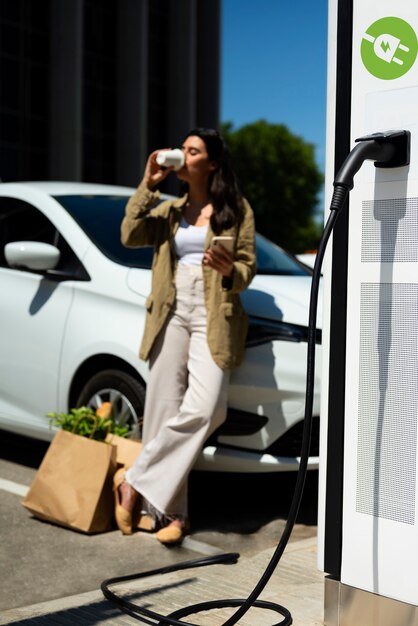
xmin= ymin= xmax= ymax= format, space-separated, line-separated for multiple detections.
xmin=319 ymin=0 xmax=418 ymax=624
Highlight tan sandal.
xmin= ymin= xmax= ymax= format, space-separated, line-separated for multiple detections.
xmin=155 ymin=519 xmax=188 ymax=545
xmin=136 ymin=513 xmax=155 ymax=532
xmin=113 ymin=468 xmax=137 ymax=535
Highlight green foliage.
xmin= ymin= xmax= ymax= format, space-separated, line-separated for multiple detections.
xmin=47 ymin=406 xmax=129 ymax=441
xmin=222 ymin=120 xmax=324 ymax=253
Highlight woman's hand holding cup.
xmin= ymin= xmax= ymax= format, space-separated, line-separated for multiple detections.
xmin=143 ymin=149 xmax=174 ymax=190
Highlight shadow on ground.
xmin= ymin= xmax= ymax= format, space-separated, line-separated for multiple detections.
xmin=1 ymin=429 xmax=318 ymax=536
xmin=188 ymin=468 xmax=318 ymax=534
xmin=0 ymin=429 xmax=50 ymax=468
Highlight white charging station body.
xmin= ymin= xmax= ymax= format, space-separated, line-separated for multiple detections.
xmin=319 ymin=0 xmax=418 ymax=623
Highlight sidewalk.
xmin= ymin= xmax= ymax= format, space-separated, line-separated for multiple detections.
xmin=0 ymin=536 xmax=323 ymax=625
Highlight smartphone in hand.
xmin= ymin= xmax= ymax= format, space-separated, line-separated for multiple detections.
xmin=210 ymin=236 xmax=234 ymax=255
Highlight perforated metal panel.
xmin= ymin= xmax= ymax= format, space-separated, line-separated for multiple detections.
xmin=356 ymin=283 xmax=418 ymax=524
xmin=362 ymin=197 xmax=418 ymax=263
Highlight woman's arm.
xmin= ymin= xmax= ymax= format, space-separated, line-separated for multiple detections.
xmin=203 ymin=199 xmax=257 ymax=292
xmin=225 ymin=200 xmax=257 ymax=293
xmin=121 ymin=182 xmax=161 ymax=248
xmin=121 ymin=150 xmax=174 ymax=248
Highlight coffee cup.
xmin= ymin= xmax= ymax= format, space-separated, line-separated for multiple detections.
xmin=156 ymin=149 xmax=185 ymax=171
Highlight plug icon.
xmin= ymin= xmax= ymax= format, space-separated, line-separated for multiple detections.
xmin=363 ymin=32 xmax=410 ymax=65
xmin=361 ymin=17 xmax=417 ymax=80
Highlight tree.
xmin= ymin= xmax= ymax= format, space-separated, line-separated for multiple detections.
xmin=222 ymin=120 xmax=323 ymax=253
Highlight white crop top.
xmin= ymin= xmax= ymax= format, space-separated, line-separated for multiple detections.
xmin=174 ymin=216 xmax=208 ymax=265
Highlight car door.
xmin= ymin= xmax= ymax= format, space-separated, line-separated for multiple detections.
xmin=0 ymin=196 xmax=83 ymax=438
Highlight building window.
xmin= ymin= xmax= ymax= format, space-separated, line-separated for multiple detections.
xmin=147 ymin=1 xmax=170 ymax=151
xmin=0 ymin=0 xmax=51 ymax=181
xmin=82 ymin=0 xmax=117 ymax=183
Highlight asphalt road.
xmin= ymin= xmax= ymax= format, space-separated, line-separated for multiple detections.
xmin=0 ymin=429 xmax=318 ymax=612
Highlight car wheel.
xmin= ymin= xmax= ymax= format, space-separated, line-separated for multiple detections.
xmin=76 ymin=369 xmax=145 ymax=439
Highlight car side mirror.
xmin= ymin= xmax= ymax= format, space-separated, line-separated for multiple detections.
xmin=5 ymin=241 xmax=61 ymax=271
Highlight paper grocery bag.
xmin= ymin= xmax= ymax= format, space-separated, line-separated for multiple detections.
xmin=22 ymin=429 xmax=117 ymax=533
xmin=105 ymin=433 xmax=142 ymax=469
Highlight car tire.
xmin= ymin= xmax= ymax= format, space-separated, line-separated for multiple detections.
xmin=76 ymin=369 xmax=145 ymax=439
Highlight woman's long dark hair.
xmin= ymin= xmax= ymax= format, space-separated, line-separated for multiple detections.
xmin=181 ymin=128 xmax=244 ymax=234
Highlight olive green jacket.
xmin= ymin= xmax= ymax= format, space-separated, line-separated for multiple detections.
xmin=121 ymin=183 xmax=256 ymax=370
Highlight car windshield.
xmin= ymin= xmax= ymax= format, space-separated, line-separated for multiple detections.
xmin=54 ymin=194 xmax=311 ymax=276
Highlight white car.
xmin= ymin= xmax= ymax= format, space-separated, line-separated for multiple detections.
xmin=0 ymin=182 xmax=321 ymax=472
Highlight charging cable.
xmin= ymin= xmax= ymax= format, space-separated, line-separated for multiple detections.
xmin=101 ymin=129 xmax=410 ymax=626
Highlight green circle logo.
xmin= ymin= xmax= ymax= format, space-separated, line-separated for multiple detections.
xmin=361 ymin=17 xmax=418 ymax=79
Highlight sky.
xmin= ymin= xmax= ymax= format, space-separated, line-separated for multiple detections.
xmin=221 ymin=0 xmax=329 ymax=175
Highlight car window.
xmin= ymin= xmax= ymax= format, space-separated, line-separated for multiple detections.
xmin=0 ymin=197 xmax=88 ymax=278
xmin=255 ymin=234 xmax=311 ymax=276
xmin=55 ymin=194 xmax=311 ymax=276
xmin=55 ymin=195 xmax=154 ymax=269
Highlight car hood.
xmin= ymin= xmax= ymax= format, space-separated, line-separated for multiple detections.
xmin=242 ymin=274 xmax=322 ymax=328
xmin=127 ymin=269 xmax=321 ymax=329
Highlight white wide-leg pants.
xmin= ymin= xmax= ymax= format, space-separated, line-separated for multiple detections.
xmin=125 ymin=263 xmax=229 ymax=519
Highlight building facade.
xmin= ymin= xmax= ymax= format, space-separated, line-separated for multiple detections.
xmin=0 ymin=0 xmax=221 ymax=189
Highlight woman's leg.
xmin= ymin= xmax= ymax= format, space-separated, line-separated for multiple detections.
xmin=124 ymin=306 xmax=190 ymax=516
xmin=140 ymin=311 xmax=190 ymax=446
xmin=164 ymin=299 xmax=230 ymax=516
xmin=126 ymin=265 xmax=229 ymax=520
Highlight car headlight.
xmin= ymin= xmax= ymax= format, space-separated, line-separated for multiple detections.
xmin=246 ymin=316 xmax=322 ymax=347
